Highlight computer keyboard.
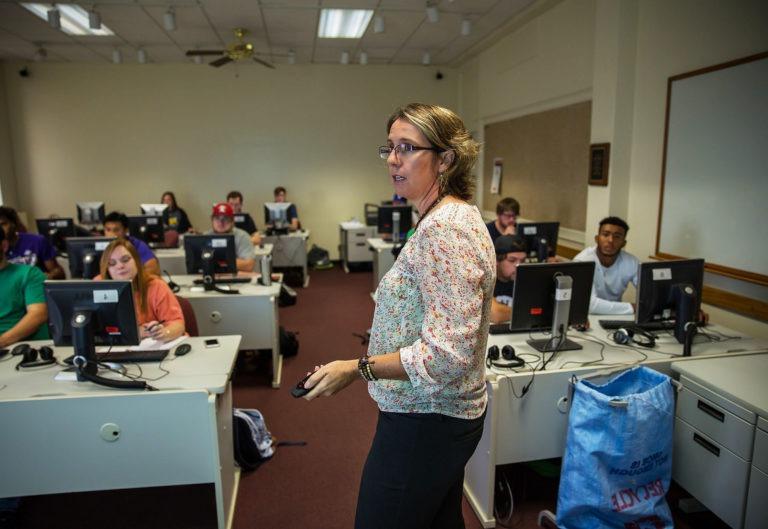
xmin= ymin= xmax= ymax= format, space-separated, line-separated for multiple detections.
xmin=64 ymin=349 xmax=169 ymax=364
xmin=193 ymin=277 xmax=252 ymax=285
xmin=598 ymin=320 xmax=676 ymax=331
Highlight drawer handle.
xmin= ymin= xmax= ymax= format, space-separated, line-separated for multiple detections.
xmin=693 ymin=433 xmax=720 ymax=457
xmin=356 ymin=243 xmax=366 ymax=247
xmin=697 ymin=400 xmax=725 ymax=422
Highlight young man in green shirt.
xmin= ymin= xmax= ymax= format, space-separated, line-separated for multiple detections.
xmin=0 ymin=226 xmax=49 ymax=348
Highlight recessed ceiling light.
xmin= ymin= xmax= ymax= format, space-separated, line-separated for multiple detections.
xmin=318 ymin=9 xmax=374 ymax=39
xmin=22 ymin=3 xmax=115 ymax=36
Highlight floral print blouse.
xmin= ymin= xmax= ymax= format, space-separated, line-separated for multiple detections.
xmin=367 ymin=202 xmax=496 ymax=419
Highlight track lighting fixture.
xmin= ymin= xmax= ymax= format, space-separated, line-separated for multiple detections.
xmin=163 ymin=8 xmax=176 ymax=32
xmin=112 ymin=48 xmax=122 ymax=64
xmin=340 ymin=51 xmax=349 ymax=65
xmin=137 ymin=48 xmax=147 ymax=64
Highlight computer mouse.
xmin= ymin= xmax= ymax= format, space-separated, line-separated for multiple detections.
xmin=175 ymin=343 xmax=192 ymax=356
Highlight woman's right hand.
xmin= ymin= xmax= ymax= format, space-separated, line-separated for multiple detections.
xmin=303 ymin=360 xmax=359 ymax=401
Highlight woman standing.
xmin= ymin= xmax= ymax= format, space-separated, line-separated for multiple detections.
xmin=98 ymin=238 xmax=186 ymax=342
xmin=303 ymin=103 xmax=495 ymax=529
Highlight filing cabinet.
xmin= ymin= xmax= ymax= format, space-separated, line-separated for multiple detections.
xmin=339 ymin=223 xmax=376 ymax=271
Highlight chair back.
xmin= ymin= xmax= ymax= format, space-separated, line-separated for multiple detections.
xmin=175 ymin=295 xmax=199 ymax=337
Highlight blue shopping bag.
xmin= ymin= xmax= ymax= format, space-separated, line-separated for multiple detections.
xmin=556 ymin=366 xmax=675 ymax=529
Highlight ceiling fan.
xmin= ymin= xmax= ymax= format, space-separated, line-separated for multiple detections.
xmin=186 ymin=28 xmax=275 ymax=69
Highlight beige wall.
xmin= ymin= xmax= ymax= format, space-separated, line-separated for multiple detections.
xmin=460 ymin=0 xmax=768 ymax=337
xmin=2 ymin=62 xmax=457 ymax=257
xmin=0 ymin=61 xmax=17 ymax=206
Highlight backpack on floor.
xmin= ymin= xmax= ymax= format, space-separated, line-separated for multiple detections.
xmin=232 ymin=408 xmax=307 ymax=472
xmin=280 ymin=327 xmax=299 ymax=357
xmin=233 ymin=408 xmax=275 ymax=471
xmin=307 ymin=244 xmax=333 ymax=269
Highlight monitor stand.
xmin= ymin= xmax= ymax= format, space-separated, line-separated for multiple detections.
xmin=526 ymin=275 xmax=583 ymax=353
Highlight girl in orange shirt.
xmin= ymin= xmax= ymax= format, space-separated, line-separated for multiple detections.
xmin=98 ymin=238 xmax=186 ymax=342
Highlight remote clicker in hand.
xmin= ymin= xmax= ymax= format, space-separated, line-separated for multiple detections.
xmin=291 ymin=372 xmax=314 ymax=398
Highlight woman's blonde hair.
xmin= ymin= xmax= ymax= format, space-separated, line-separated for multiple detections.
xmin=387 ymin=103 xmax=480 ymax=201
xmin=99 ymin=238 xmax=151 ymax=315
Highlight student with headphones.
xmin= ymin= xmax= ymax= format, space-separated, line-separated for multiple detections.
xmin=0 ymin=226 xmax=50 ymax=349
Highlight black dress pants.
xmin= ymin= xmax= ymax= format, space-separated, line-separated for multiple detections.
xmin=354 ymin=410 xmax=485 ymax=529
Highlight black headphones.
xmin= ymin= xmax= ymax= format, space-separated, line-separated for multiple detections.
xmin=12 ymin=343 xmax=57 ymax=370
xmin=611 ymin=327 xmax=656 ymax=348
xmin=486 ymin=344 xmax=524 ymax=369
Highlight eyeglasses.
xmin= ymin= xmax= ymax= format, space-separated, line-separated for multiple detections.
xmin=378 ymin=143 xmax=442 ymax=160
xmin=108 ymin=254 xmax=133 ymax=267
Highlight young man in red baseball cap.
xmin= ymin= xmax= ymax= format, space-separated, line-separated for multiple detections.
xmin=206 ymin=202 xmax=256 ymax=272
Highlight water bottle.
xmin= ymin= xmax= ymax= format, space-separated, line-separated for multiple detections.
xmin=260 ymin=254 xmax=272 ymax=286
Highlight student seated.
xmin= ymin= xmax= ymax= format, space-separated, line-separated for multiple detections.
xmin=0 ymin=206 xmax=64 ymax=279
xmin=103 ymin=211 xmax=161 ymax=277
xmin=269 ymin=186 xmax=300 ymax=231
xmin=227 ymin=190 xmax=262 ymax=246
xmin=0 ymin=227 xmax=49 ymax=348
xmin=206 ymin=203 xmax=256 ymax=273
xmin=490 ymin=235 xmax=528 ymax=324
xmin=97 ymin=238 xmax=185 ymax=342
xmin=160 ymin=191 xmax=193 ymax=239
xmin=486 ymin=197 xmax=520 ymax=242
xmin=573 ymin=216 xmax=638 ymax=315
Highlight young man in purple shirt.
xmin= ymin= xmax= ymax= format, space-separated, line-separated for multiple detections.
xmin=103 ymin=211 xmax=161 ymax=276
xmin=0 ymin=206 xmax=64 ymax=279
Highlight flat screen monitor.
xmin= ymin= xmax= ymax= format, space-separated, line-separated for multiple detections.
xmin=234 ymin=212 xmax=255 ymax=233
xmin=636 ymin=258 xmax=704 ymax=343
xmin=77 ymin=202 xmax=105 ymax=224
xmin=140 ymin=203 xmax=168 ymax=216
xmin=264 ymin=202 xmax=293 ymax=232
xmin=45 ymin=279 xmax=139 ymax=377
xmin=65 ymin=236 xmax=114 ymax=279
xmin=127 ymin=215 xmax=164 ymax=246
xmin=377 ymin=205 xmax=412 ymax=241
xmin=516 ymin=222 xmax=559 ymax=262
xmin=183 ymin=234 xmax=237 ymax=275
xmin=36 ymin=217 xmax=75 ymax=252
xmin=510 ymin=261 xmax=595 ymax=353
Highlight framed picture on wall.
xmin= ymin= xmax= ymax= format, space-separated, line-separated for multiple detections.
xmin=589 ymin=143 xmax=610 ymax=186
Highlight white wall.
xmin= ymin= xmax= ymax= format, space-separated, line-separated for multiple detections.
xmin=460 ymin=0 xmax=768 ymax=337
xmin=2 ymin=62 xmax=458 ymax=257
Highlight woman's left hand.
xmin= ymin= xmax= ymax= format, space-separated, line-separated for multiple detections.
xmin=304 ymin=360 xmax=359 ymax=401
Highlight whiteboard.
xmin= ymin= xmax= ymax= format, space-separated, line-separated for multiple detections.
xmin=658 ymin=53 xmax=768 ymax=281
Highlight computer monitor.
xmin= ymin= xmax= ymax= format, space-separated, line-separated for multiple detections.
xmin=510 ymin=261 xmax=595 ymax=353
xmin=127 ymin=215 xmax=164 ymax=247
xmin=183 ymin=234 xmax=237 ymax=289
xmin=377 ymin=205 xmax=412 ymax=242
xmin=45 ymin=280 xmax=140 ymax=379
xmin=264 ymin=202 xmax=293 ymax=234
xmin=36 ymin=217 xmax=75 ymax=253
xmin=234 ymin=212 xmax=255 ymax=233
xmin=65 ymin=237 xmax=113 ymax=279
xmin=515 ymin=222 xmax=559 ymax=263
xmin=140 ymin=203 xmax=168 ymax=216
xmin=76 ymin=202 xmax=105 ymax=225
xmin=636 ymin=258 xmax=704 ymax=345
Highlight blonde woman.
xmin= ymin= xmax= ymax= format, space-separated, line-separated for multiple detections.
xmin=98 ymin=238 xmax=185 ymax=342
xmin=303 ymin=103 xmax=495 ymax=529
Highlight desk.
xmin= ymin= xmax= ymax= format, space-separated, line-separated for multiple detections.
xmin=155 ymin=244 xmax=273 ymax=276
xmin=174 ymin=274 xmax=283 ymax=388
xmin=339 ymin=222 xmax=376 ymax=272
xmin=671 ymin=354 xmax=768 ymax=528
xmin=367 ymin=237 xmax=395 ymax=295
xmin=263 ymin=231 xmax=310 ymax=287
xmin=464 ymin=315 xmax=768 ymax=527
xmin=0 ymin=335 xmax=241 ymax=529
